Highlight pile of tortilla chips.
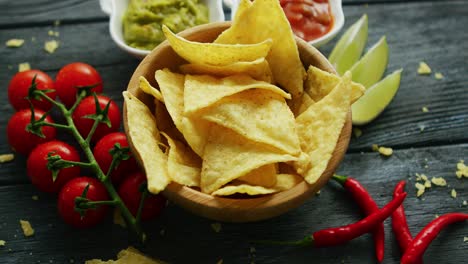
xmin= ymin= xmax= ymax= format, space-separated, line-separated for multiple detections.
xmin=123 ymin=0 xmax=365 ymax=196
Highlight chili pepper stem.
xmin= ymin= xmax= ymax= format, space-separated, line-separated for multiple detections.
xmin=332 ymin=174 xmax=348 ymax=185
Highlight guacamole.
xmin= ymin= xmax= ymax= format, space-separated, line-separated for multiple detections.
xmin=123 ymin=0 xmax=209 ymax=50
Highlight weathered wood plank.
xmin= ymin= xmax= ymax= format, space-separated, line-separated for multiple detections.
xmin=0 ymin=144 xmax=466 ymax=263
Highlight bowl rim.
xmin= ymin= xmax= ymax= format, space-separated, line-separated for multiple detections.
xmin=123 ymin=21 xmax=352 ymax=222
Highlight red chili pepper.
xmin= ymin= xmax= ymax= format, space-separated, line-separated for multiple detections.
xmin=391 ymin=181 xmax=423 ymax=264
xmin=256 ymin=191 xmax=407 ymax=247
xmin=401 ymin=213 xmax=468 ymax=264
xmin=332 ymin=174 xmax=385 ymax=262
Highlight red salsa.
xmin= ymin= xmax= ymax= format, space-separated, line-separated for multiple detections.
xmin=280 ymin=0 xmax=334 ymax=41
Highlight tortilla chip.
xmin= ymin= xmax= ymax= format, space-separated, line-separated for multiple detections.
xmin=154 ymin=99 xmax=184 ymax=143
xmin=139 ymin=76 xmax=164 ymax=103
xmin=184 ymin=74 xmax=290 ymax=116
xmin=293 ymin=92 xmax=315 ymax=116
xmin=180 ymin=57 xmax=273 ymax=83
xmin=201 ymin=89 xmax=300 ymax=155
xmin=212 ymin=183 xmax=277 ymax=196
xmin=305 ymin=66 xmax=364 ymax=104
xmin=201 ymin=124 xmax=297 ymax=194
xmin=123 ymin=91 xmax=170 ymax=194
xmin=162 ymin=133 xmax=201 ymax=187
xmin=215 ymin=0 xmax=305 ymax=99
xmin=162 ymin=25 xmax=273 ymax=66
xmin=275 ymin=173 xmax=303 ymax=191
xmin=294 ymin=72 xmax=352 ymax=184
xmin=238 ymin=164 xmax=277 ymax=188
xmin=232 ymin=0 xmax=252 ymax=21
xmin=156 ymin=69 xmax=210 ymax=156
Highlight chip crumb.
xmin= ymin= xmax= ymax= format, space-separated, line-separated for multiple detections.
xmin=417 ymin=61 xmax=431 ymax=75
xmin=464 ymin=237 xmax=468 ymax=243
xmin=372 ymin=144 xmax=379 ymax=152
xmin=19 ymin=220 xmax=34 ymax=237
xmin=420 ymin=174 xmax=428 ymax=181
xmin=415 ymin=182 xmax=425 ymax=197
xmin=18 ymin=62 xmax=31 ymax=72
xmin=316 ymin=190 xmax=321 ymax=195
xmin=456 ymin=160 xmax=468 ymax=179
xmin=217 ymin=259 xmax=223 ymax=264
xmin=47 ymin=30 xmax=60 ymax=37
xmin=378 ymin=146 xmax=393 ymax=156
xmin=0 ymin=154 xmax=14 ymax=163
xmin=431 ymin=177 xmax=447 ymax=186
xmin=451 ymin=189 xmax=457 ymax=198
xmin=463 ymin=200 xmax=467 ymax=206
xmin=31 ymin=195 xmax=39 ymax=201
xmin=434 ymin=214 xmax=439 ymax=218
xmin=44 ymin=40 xmax=59 ymax=53
xmin=421 ymin=106 xmax=429 ymax=113
xmin=424 ymin=180 xmax=431 ymax=188
xmin=0 ymin=240 xmax=5 ymax=246
xmin=113 ymin=208 xmax=126 ymax=228
xmin=353 ymin=127 xmax=362 ymax=138
xmin=211 ymin=222 xmax=222 ymax=233
xmin=6 ymin=39 xmax=25 ymax=48
xmin=434 ymin=72 xmax=444 ymax=80
xmin=418 ymin=124 xmax=426 ymax=132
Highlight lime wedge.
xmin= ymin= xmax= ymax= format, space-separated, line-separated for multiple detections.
xmin=329 ymin=14 xmax=368 ymax=76
xmin=352 ymin=69 xmax=402 ymax=125
xmin=350 ymin=36 xmax=389 ymax=89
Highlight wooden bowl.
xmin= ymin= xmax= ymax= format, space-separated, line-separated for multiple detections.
xmin=123 ymin=21 xmax=351 ymax=223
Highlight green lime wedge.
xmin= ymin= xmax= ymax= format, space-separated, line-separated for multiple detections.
xmin=350 ymin=36 xmax=389 ymax=89
xmin=329 ymin=14 xmax=368 ymax=76
xmin=352 ymin=69 xmax=402 ymax=125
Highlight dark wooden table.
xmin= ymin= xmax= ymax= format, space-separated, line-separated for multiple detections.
xmin=1 ymin=0 xmax=467 ymax=263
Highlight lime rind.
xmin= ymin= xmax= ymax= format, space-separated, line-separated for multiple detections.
xmin=351 ymin=69 xmax=402 ymax=125
xmin=350 ymin=36 xmax=389 ymax=89
xmin=329 ymin=14 xmax=368 ymax=76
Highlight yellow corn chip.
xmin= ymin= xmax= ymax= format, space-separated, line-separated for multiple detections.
xmin=139 ymin=76 xmax=164 ymax=103
xmin=162 ymin=25 xmax=273 ymax=66
xmin=212 ymin=183 xmax=277 ymax=196
xmin=274 ymin=173 xmax=303 ymax=191
xmin=123 ymin=91 xmax=170 ymax=194
xmin=238 ymin=164 xmax=277 ymax=188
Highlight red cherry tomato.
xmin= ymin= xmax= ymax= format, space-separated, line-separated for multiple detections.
xmin=93 ymin=132 xmax=139 ymax=186
xmin=72 ymin=95 xmax=121 ymax=142
xmin=55 ymin=62 xmax=103 ymax=108
xmin=58 ymin=177 xmax=109 ymax=228
xmin=8 ymin=70 xmax=56 ymax=111
xmin=27 ymin=140 xmax=81 ymax=193
xmin=7 ymin=109 xmax=57 ymax=155
xmin=118 ymin=171 xmax=166 ymax=221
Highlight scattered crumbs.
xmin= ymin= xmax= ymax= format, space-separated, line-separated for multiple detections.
xmin=372 ymin=144 xmax=379 ymax=152
xmin=424 ymin=180 xmax=431 ymax=188
xmin=378 ymin=146 xmax=393 ymax=156
xmin=316 ymin=190 xmax=321 ymax=195
xmin=48 ymin=30 xmax=60 ymax=37
xmin=18 ymin=62 xmax=31 ymax=72
xmin=421 ymin=106 xmax=429 ymax=113
xmin=353 ymin=127 xmax=362 ymax=138
xmin=113 ymin=208 xmax=126 ymax=228
xmin=54 ymin=20 xmax=61 ymax=26
xmin=211 ymin=222 xmax=222 ymax=233
xmin=44 ymin=40 xmax=59 ymax=54
xmin=421 ymin=174 xmax=428 ymax=181
xmin=6 ymin=39 xmax=25 ymax=48
xmin=217 ymin=259 xmax=223 ymax=264
xmin=159 ymin=229 xmax=165 ymax=236
xmin=0 ymin=153 xmax=14 ymax=163
xmin=464 ymin=237 xmax=468 ymax=243
xmin=415 ymin=182 xmax=425 ymax=197
xmin=431 ymin=177 xmax=447 ymax=186
xmin=463 ymin=200 xmax=467 ymax=206
xmin=0 ymin=240 xmax=5 ymax=246
xmin=451 ymin=189 xmax=457 ymax=198
xmin=32 ymin=195 xmax=39 ymax=201
xmin=417 ymin=61 xmax=431 ymax=75
xmin=434 ymin=72 xmax=444 ymax=80
xmin=20 ymin=220 xmax=35 ymax=237
xmin=456 ymin=160 xmax=468 ymax=179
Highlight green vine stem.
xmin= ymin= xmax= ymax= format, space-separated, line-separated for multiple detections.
xmin=29 ymin=86 xmax=146 ymax=242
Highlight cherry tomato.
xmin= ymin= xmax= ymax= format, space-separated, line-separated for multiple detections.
xmin=55 ymin=62 xmax=103 ymax=108
xmin=118 ymin=171 xmax=166 ymax=221
xmin=58 ymin=177 xmax=110 ymax=228
xmin=7 ymin=109 xmax=57 ymax=155
xmin=72 ymin=95 xmax=121 ymax=142
xmin=27 ymin=140 xmax=81 ymax=193
xmin=93 ymin=132 xmax=139 ymax=186
xmin=8 ymin=70 xmax=56 ymax=111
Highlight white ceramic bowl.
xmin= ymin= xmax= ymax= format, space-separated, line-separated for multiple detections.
xmin=100 ymin=0 xmax=226 ymax=59
xmin=230 ymin=0 xmax=344 ymax=48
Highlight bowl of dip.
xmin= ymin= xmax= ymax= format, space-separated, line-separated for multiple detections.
xmin=100 ymin=0 xmax=225 ymax=59
xmin=231 ymin=0 xmax=344 ymax=48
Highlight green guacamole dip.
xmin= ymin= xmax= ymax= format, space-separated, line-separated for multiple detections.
xmin=123 ymin=0 xmax=209 ymax=50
